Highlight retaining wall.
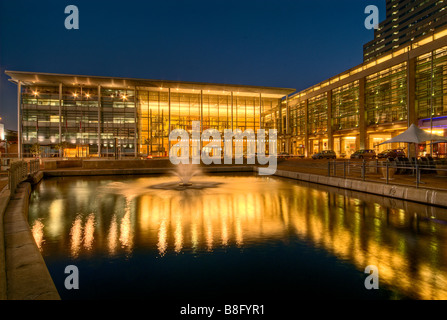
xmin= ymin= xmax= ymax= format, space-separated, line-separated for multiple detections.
xmin=0 ymin=187 xmax=10 ymax=300
xmin=0 ymin=171 xmax=59 ymax=300
xmin=273 ymin=169 xmax=447 ymax=208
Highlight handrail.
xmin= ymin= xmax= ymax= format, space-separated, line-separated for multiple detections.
xmin=8 ymin=160 xmax=40 ymax=195
xmin=327 ymin=159 xmax=447 ymax=189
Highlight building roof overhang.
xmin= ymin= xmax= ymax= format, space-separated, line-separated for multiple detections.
xmin=5 ymin=71 xmax=295 ymax=99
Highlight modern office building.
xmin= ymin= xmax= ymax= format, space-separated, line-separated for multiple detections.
xmin=5 ymin=71 xmax=294 ymax=158
xmin=364 ymin=0 xmax=447 ymax=62
xmin=274 ymin=22 xmax=447 ymax=158
xmin=268 ymin=0 xmax=447 ymax=158
xmin=5 ymin=1 xmax=447 ymax=159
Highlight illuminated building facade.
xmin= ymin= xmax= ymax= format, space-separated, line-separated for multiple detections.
xmin=5 ymin=71 xmax=294 ymax=158
xmin=364 ymin=0 xmax=447 ymax=62
xmin=275 ymin=25 xmax=447 ymax=158
xmin=5 ymin=2 xmax=447 ymax=159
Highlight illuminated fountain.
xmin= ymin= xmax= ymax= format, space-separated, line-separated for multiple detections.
xmin=173 ymin=164 xmax=201 ymax=187
xmin=150 ymin=164 xmax=221 ymax=191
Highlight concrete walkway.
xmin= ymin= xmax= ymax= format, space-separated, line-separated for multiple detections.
xmin=3 ymin=183 xmax=60 ymax=300
xmin=277 ymin=159 xmax=447 ymax=192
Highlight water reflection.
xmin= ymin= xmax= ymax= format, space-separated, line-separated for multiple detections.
xmin=31 ymin=219 xmax=44 ymax=251
xmin=28 ymin=175 xmax=447 ymax=300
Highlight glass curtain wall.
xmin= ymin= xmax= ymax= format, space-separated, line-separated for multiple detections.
xmin=331 ymin=81 xmax=360 ymax=131
xmin=100 ymin=88 xmax=136 ymax=157
xmin=416 ymin=46 xmax=447 ymax=119
xmin=365 ymin=62 xmax=408 ymax=126
xmin=62 ymin=86 xmax=99 ymax=157
xmin=308 ymin=93 xmax=328 ymax=135
xmin=138 ymin=90 xmax=270 ymax=157
xmin=21 ymin=85 xmax=280 ymax=158
xmin=22 ymin=86 xmax=60 ymax=156
xmin=289 ymin=98 xmax=307 ymax=137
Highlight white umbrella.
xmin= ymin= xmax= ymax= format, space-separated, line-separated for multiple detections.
xmin=379 ymin=124 xmax=447 ymax=145
xmin=379 ymin=124 xmax=447 ymax=184
xmin=428 ymin=141 xmax=447 ymax=145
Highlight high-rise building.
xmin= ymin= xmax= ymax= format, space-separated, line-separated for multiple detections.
xmin=364 ymin=0 xmax=447 ymax=62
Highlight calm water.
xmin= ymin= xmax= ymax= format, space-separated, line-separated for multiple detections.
xmin=28 ymin=174 xmax=447 ymax=300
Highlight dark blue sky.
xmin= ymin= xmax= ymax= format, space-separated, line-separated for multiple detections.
xmin=0 ymin=0 xmax=385 ymax=130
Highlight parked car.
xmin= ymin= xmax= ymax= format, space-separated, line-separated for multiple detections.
xmin=350 ymin=149 xmax=376 ymax=160
xmin=277 ymin=152 xmax=292 ymax=160
xmin=312 ymin=150 xmax=337 ymax=160
xmin=377 ymin=149 xmax=406 ymax=159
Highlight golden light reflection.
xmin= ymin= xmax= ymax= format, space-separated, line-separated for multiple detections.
xmin=84 ymin=214 xmax=95 ymax=251
xmin=31 ymin=220 xmax=45 ymax=251
xmin=174 ymin=212 xmax=183 ymax=253
xmin=48 ymin=199 xmax=64 ymax=238
xmin=32 ymin=176 xmax=447 ymax=300
xmin=119 ymin=208 xmax=134 ymax=253
xmin=158 ymin=219 xmax=168 ymax=257
xmin=108 ymin=215 xmax=119 ymax=256
xmin=70 ymin=215 xmax=83 ymax=259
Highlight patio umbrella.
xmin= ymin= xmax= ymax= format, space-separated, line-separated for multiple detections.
xmin=379 ymin=124 xmax=447 ymax=146
xmin=379 ymin=124 xmax=447 ymax=184
xmin=428 ymin=140 xmax=447 ymax=145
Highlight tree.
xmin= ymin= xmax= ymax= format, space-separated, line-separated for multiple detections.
xmin=30 ymin=143 xmax=41 ymax=158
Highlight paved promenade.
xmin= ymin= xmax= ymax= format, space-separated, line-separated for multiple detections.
xmin=277 ymin=159 xmax=447 ymax=192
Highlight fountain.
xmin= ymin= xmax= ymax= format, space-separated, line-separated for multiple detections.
xmin=148 ymin=164 xmax=222 ymax=191
xmin=99 ymin=164 xmax=222 ymax=193
xmin=173 ymin=164 xmax=201 ymax=187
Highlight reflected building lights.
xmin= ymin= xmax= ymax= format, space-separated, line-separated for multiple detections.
xmin=48 ymin=199 xmax=64 ymax=238
xmin=31 ymin=220 xmax=45 ymax=252
xmin=30 ymin=176 xmax=447 ymax=299
xmin=119 ymin=210 xmax=133 ymax=253
xmin=83 ymin=214 xmax=95 ymax=251
xmin=70 ymin=215 xmax=83 ymax=259
xmin=174 ymin=213 xmax=183 ymax=254
xmin=157 ymin=219 xmax=168 ymax=257
xmin=108 ymin=216 xmax=119 ymax=256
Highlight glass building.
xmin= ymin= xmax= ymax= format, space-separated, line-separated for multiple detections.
xmin=364 ymin=0 xmax=447 ymax=62
xmin=5 ymin=72 xmax=294 ymax=158
xmin=6 ymin=2 xmax=447 ymax=159
xmin=277 ymin=25 xmax=447 ymax=158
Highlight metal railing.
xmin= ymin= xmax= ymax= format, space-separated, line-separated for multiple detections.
xmin=29 ymin=159 xmax=40 ymax=175
xmin=7 ymin=160 xmax=41 ymax=195
xmin=8 ymin=162 xmax=28 ymax=196
xmin=327 ymin=158 xmax=447 ymax=189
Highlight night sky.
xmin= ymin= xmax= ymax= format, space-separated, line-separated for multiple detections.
xmin=0 ymin=0 xmax=385 ymax=130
